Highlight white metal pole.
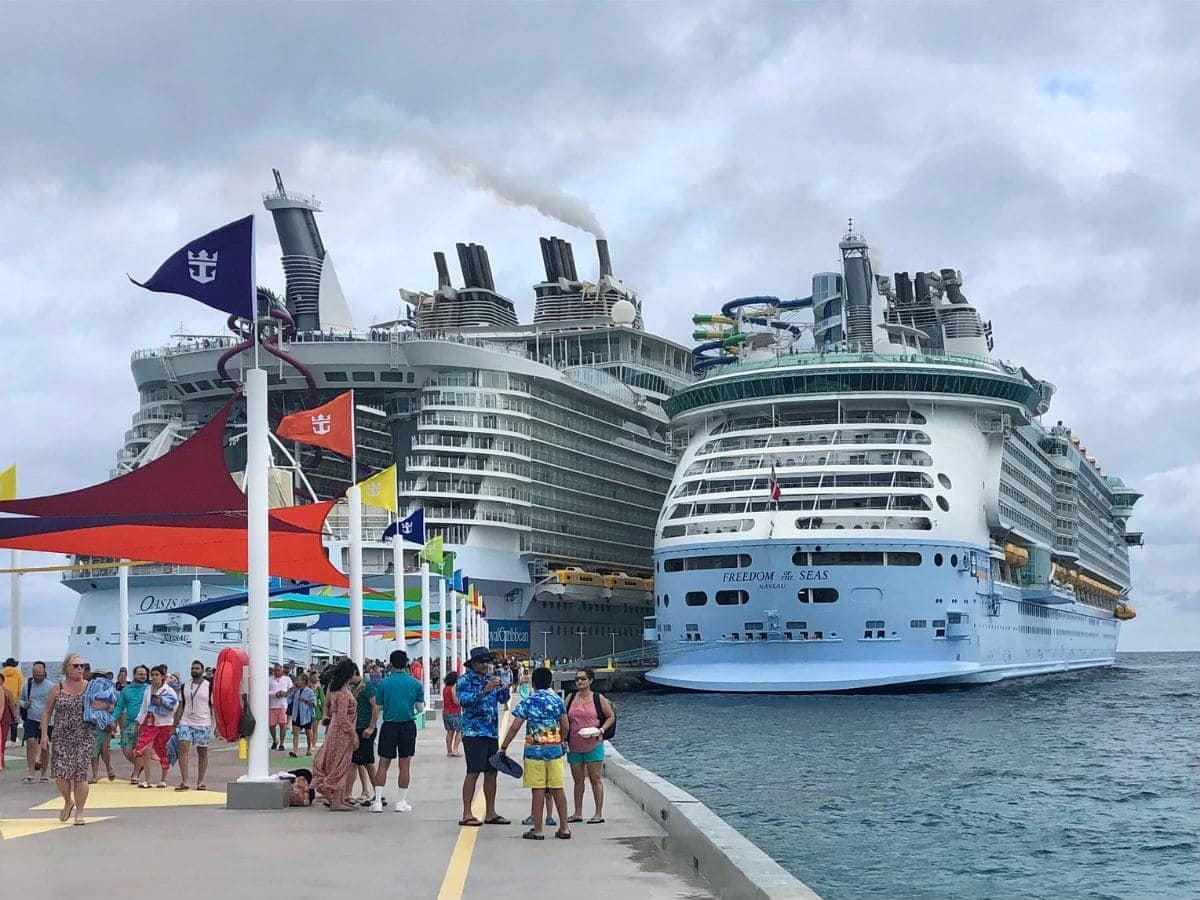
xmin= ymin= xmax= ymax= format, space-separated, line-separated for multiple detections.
xmin=348 ymin=484 xmax=364 ymax=668
xmin=118 ymin=562 xmax=130 ymax=674
xmin=244 ymin=366 xmax=271 ymax=782
xmin=190 ymin=577 xmax=201 ymax=660
xmin=10 ymin=550 xmax=21 ymax=662
xmin=276 ymin=619 xmax=284 ymax=664
xmin=419 ymin=561 xmax=431 ymax=708
xmin=438 ymin=576 xmax=447 ymax=691
xmin=306 ymin=627 xmax=313 ymax=668
xmin=456 ymin=591 xmax=464 ymax=669
xmin=392 ymin=534 xmax=403 ymax=651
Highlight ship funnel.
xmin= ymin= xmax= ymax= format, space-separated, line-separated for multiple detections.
xmin=434 ymin=251 xmax=451 ymax=289
xmin=596 ymin=238 xmax=613 ymax=278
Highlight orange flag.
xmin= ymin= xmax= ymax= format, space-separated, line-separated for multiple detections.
xmin=277 ymin=391 xmax=354 ymax=457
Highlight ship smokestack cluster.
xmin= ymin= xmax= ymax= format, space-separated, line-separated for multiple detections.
xmin=539 ymin=236 xmax=579 ymax=283
xmin=456 ymin=242 xmax=496 ymax=291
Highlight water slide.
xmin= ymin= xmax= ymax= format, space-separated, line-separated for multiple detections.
xmin=691 ymin=296 xmax=815 ymax=373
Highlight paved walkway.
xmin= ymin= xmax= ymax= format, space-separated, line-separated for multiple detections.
xmin=0 ymin=721 xmax=714 ymax=899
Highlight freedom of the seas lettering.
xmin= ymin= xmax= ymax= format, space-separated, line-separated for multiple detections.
xmin=721 ymin=570 xmax=829 ymax=583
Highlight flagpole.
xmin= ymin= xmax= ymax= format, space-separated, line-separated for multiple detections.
xmin=348 ymin=390 xmax=363 ymax=669
xmin=392 ymin=533 xmax=403 ymax=653
xmin=118 ymin=561 xmax=129 ymax=675
xmin=244 ymin=364 xmax=271 ymax=782
xmin=191 ymin=575 xmax=202 ymax=660
xmin=438 ymin=575 xmax=447 ymax=697
xmin=419 ymin=560 xmax=431 ymax=709
xmin=9 ymin=550 xmax=21 ymax=663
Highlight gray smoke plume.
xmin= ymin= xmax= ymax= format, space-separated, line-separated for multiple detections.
xmin=433 ymin=149 xmax=605 ymax=238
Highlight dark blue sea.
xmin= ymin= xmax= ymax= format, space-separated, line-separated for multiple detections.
xmin=614 ymin=652 xmax=1199 ymax=899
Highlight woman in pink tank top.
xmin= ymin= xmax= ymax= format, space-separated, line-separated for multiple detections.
xmin=564 ymin=667 xmax=614 ymax=824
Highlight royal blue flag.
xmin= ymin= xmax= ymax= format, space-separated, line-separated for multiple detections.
xmin=382 ymin=507 xmax=425 ymax=544
xmin=129 ymin=215 xmax=255 ymax=319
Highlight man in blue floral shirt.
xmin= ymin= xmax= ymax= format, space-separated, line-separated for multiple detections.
xmin=455 ymin=647 xmax=510 ymax=826
xmin=501 ymin=666 xmax=571 ymax=840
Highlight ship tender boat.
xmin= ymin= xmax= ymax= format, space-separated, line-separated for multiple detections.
xmin=645 ymin=229 xmax=1141 ymax=692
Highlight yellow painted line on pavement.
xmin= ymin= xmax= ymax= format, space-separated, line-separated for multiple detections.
xmin=436 ymin=710 xmax=512 ymax=900
xmin=33 ymin=780 xmax=225 ymax=810
xmin=0 ymin=817 xmax=114 ymax=839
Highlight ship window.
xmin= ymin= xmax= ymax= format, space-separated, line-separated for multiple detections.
xmin=663 ymin=595 xmax=670 ymax=608
xmin=798 ymin=589 xmax=839 ymax=603
xmin=407 ymin=372 xmax=415 ymax=383
xmin=936 ymin=496 xmax=950 ymax=512
xmin=934 ymin=553 xmax=944 ymax=566
xmin=744 ymin=621 xmax=764 ymax=630
xmin=866 ymin=620 xmax=884 ymax=629
xmin=888 ymin=552 xmax=922 ymax=566
xmin=661 ymin=525 xmax=686 ymax=538
xmin=950 ymin=554 xmax=959 ymax=567
xmin=786 ymin=621 xmax=808 ymax=630
xmin=380 ymin=371 xmax=405 ymax=382
xmin=716 ymin=590 xmax=749 ymax=605
xmin=326 ymin=371 xmax=349 ymax=382
xmin=811 ymin=551 xmax=884 ymax=565
xmin=664 ymin=554 xmax=751 ymax=572
xmin=195 ymin=379 xmax=213 ymax=390
xmin=179 ymin=382 xmax=198 ymax=394
xmin=151 ymin=624 xmax=170 ymax=633
xmin=938 ymin=473 xmax=952 ymax=489
xmin=932 ymin=619 xmax=946 ymax=628
xmin=75 ymin=626 xmax=82 ymax=634
xmin=352 ymin=371 xmax=377 ymax=382
xmin=685 ymin=592 xmax=708 ymax=607
xmin=84 ymin=625 xmax=97 ymax=634
xmin=685 ymin=623 xmax=699 ymax=632
xmin=910 ymin=619 xmax=927 ymax=628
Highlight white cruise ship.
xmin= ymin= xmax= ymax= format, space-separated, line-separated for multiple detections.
xmin=645 ymin=230 xmax=1141 ymax=692
xmin=62 ymin=171 xmax=693 ymax=674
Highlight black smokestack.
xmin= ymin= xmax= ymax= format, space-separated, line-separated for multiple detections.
xmin=475 ymin=244 xmax=495 ymax=291
xmin=561 ymin=240 xmax=578 ymax=281
xmin=456 ymin=242 xmax=477 ymax=288
xmin=895 ymin=272 xmax=912 ymax=306
xmin=434 ymin=251 xmax=451 ymax=289
xmin=539 ymin=237 xmax=556 ymax=281
xmin=596 ymin=239 xmax=613 ymax=278
xmin=551 ymin=237 xmax=568 ymax=282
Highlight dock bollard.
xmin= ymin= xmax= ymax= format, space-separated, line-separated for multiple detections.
xmin=238 ymin=738 xmax=247 ymax=760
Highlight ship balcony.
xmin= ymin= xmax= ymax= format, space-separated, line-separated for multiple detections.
xmin=425 ymin=507 xmax=531 ymax=529
xmin=1123 ymin=532 xmax=1145 ymax=547
xmin=406 ymin=459 xmax=532 ymax=483
xmin=410 ymin=438 xmax=531 ymax=460
xmin=418 ymin=421 xmax=531 ymax=441
xmin=401 ymin=480 xmax=532 ymax=506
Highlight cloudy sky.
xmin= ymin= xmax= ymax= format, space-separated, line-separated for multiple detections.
xmin=1 ymin=1 xmax=1196 ymax=658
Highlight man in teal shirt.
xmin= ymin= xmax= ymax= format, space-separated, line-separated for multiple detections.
xmin=370 ymin=650 xmax=423 ymax=813
xmin=113 ymin=664 xmax=150 ymax=784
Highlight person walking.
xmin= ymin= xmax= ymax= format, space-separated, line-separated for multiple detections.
xmin=134 ymin=665 xmax=178 ymax=789
xmin=84 ymin=670 xmax=118 ymax=783
xmin=19 ymin=660 xmax=53 ymax=784
xmin=454 ymin=646 xmax=510 ymax=827
xmin=39 ymin=654 xmax=95 ymax=825
xmin=288 ymin=673 xmax=317 ymax=758
xmin=501 ymin=666 xmax=571 ymax=840
xmin=0 ymin=680 xmax=16 ymax=771
xmin=267 ymin=663 xmax=293 ymax=751
xmin=348 ymin=666 xmax=380 ymax=805
xmin=174 ymin=660 xmax=213 ymax=791
xmin=441 ymin=671 xmax=462 ymax=757
xmin=113 ymin=664 xmax=149 ymax=783
xmin=370 ymin=649 xmax=423 ymax=813
xmin=312 ymin=658 xmax=359 ymax=811
xmin=2 ymin=656 xmax=22 ymax=747
xmin=565 ymin=667 xmax=615 ymax=825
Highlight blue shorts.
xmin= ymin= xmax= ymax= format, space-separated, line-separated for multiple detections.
xmin=443 ymin=712 xmax=462 ymax=732
xmin=175 ymin=724 xmax=212 ymax=747
xmin=567 ymin=744 xmax=605 ymax=765
xmin=22 ymin=719 xmax=50 ymax=743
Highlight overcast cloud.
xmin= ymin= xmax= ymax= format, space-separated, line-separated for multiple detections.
xmin=1 ymin=1 xmax=1196 ymax=657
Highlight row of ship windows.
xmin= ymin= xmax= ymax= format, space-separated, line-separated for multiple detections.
xmin=660 ymin=589 xmax=840 ymax=608
xmin=697 ymin=428 xmax=933 ymax=456
xmin=678 ymin=619 xmax=953 ymax=642
xmin=709 ymin=409 xmax=928 ymax=434
xmin=660 ymin=550 xmax=958 ymax=571
xmin=661 ymin=515 xmax=937 ymax=537
xmin=673 ymin=472 xmax=942 ymax=497
xmin=668 ymin=494 xmax=947 ymax=518
xmin=686 ymin=449 xmax=934 ymax=476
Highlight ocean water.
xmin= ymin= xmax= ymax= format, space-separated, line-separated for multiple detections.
xmin=613 ymin=652 xmax=1199 ymax=899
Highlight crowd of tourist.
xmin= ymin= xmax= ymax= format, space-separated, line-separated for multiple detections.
xmin=1 ymin=647 xmax=615 ymax=837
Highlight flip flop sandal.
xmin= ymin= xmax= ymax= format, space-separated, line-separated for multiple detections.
xmin=59 ymin=802 xmax=75 ymax=823
xmin=175 ymin=785 xmax=190 ymax=791
xmin=484 ymin=815 xmax=511 ymax=825
xmin=73 ymin=819 xmax=87 ymax=826
xmin=458 ymin=817 xmax=483 ymax=827
xmin=23 ymin=776 xmax=34 ymax=784
xmin=196 ymin=784 xmax=207 ymax=791
xmin=522 ymin=829 xmax=545 ymax=840
xmin=587 ymin=817 xmax=606 ymax=824
xmin=567 ymin=815 xmax=584 ymax=823
xmin=107 ymin=772 xmax=116 ymax=781
xmin=554 ymin=830 xmax=572 ymax=839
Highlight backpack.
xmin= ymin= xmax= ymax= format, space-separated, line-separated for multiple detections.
xmin=567 ymin=691 xmax=616 ymax=741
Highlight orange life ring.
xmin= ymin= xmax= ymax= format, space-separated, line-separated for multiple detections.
xmin=213 ymin=647 xmax=248 ymax=741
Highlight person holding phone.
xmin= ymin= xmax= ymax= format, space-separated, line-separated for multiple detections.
xmin=453 ymin=646 xmax=511 ymax=827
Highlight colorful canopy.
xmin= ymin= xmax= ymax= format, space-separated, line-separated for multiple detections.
xmin=0 ymin=398 xmax=349 ymax=587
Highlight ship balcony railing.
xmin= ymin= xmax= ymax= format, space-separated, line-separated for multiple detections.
xmin=425 ymin=508 xmax=532 ymax=528
xmin=411 ymin=439 xmax=530 ymax=459
xmin=131 ymin=409 xmax=184 ymax=426
xmin=131 ymin=336 xmax=237 ymax=360
xmin=401 ymin=481 xmax=532 ymax=504
xmin=694 ymin=349 xmax=1004 ymax=380
xmin=406 ymin=460 xmax=532 ymax=481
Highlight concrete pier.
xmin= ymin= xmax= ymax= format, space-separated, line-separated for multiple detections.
xmin=1 ymin=716 xmax=818 ymax=899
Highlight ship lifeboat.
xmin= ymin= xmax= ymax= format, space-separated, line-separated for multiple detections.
xmin=555 ymin=567 xmax=605 ymax=587
xmin=604 ymin=572 xmax=645 ymax=591
xmin=1114 ymin=604 xmax=1136 ymax=621
xmin=641 ymin=577 xmax=655 ymax=593
xmin=1003 ymin=543 xmax=1030 ymax=567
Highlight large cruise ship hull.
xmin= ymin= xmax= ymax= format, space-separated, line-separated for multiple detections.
xmin=645 ymin=539 xmax=1120 ymax=693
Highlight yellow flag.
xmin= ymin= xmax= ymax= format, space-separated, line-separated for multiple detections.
xmin=420 ymin=534 xmax=444 ymax=567
xmin=0 ymin=464 xmax=15 ymax=501
xmin=357 ymin=464 xmax=397 ymax=513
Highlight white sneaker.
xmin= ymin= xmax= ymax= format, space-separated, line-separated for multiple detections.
xmin=394 ymin=800 xmax=412 ymax=812
xmin=370 ymin=798 xmax=384 ymax=813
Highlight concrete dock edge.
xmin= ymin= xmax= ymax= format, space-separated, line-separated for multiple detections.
xmin=604 ymin=744 xmax=822 ymax=900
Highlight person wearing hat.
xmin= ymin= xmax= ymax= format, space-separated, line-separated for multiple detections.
xmin=454 ymin=646 xmax=511 ymax=827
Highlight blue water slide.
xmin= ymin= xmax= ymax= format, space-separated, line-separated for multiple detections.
xmin=720 ymin=295 xmax=780 ymax=317
xmin=777 ymin=295 xmax=813 ymax=309
xmin=743 ymin=315 xmax=805 ymax=336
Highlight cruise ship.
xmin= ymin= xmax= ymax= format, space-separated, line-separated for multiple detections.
xmin=63 ymin=171 xmax=692 ymax=674
xmin=645 ymin=230 xmax=1141 ymax=692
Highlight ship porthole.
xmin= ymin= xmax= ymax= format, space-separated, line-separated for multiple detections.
xmin=938 ymin=473 xmax=952 ymax=489
xmin=934 ymin=553 xmax=944 ymax=566
xmin=936 ymin=496 xmax=950 ymax=512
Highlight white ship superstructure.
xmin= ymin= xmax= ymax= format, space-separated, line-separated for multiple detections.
xmin=63 ymin=171 xmax=693 ymax=673
xmin=646 ymin=230 xmax=1140 ymax=692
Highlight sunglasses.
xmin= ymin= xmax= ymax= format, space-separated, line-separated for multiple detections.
xmin=69 ymin=663 xmax=86 ymax=669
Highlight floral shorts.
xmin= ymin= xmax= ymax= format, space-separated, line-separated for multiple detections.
xmin=175 ymin=724 xmax=211 ymax=747
xmin=442 ymin=712 xmax=462 ymax=733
